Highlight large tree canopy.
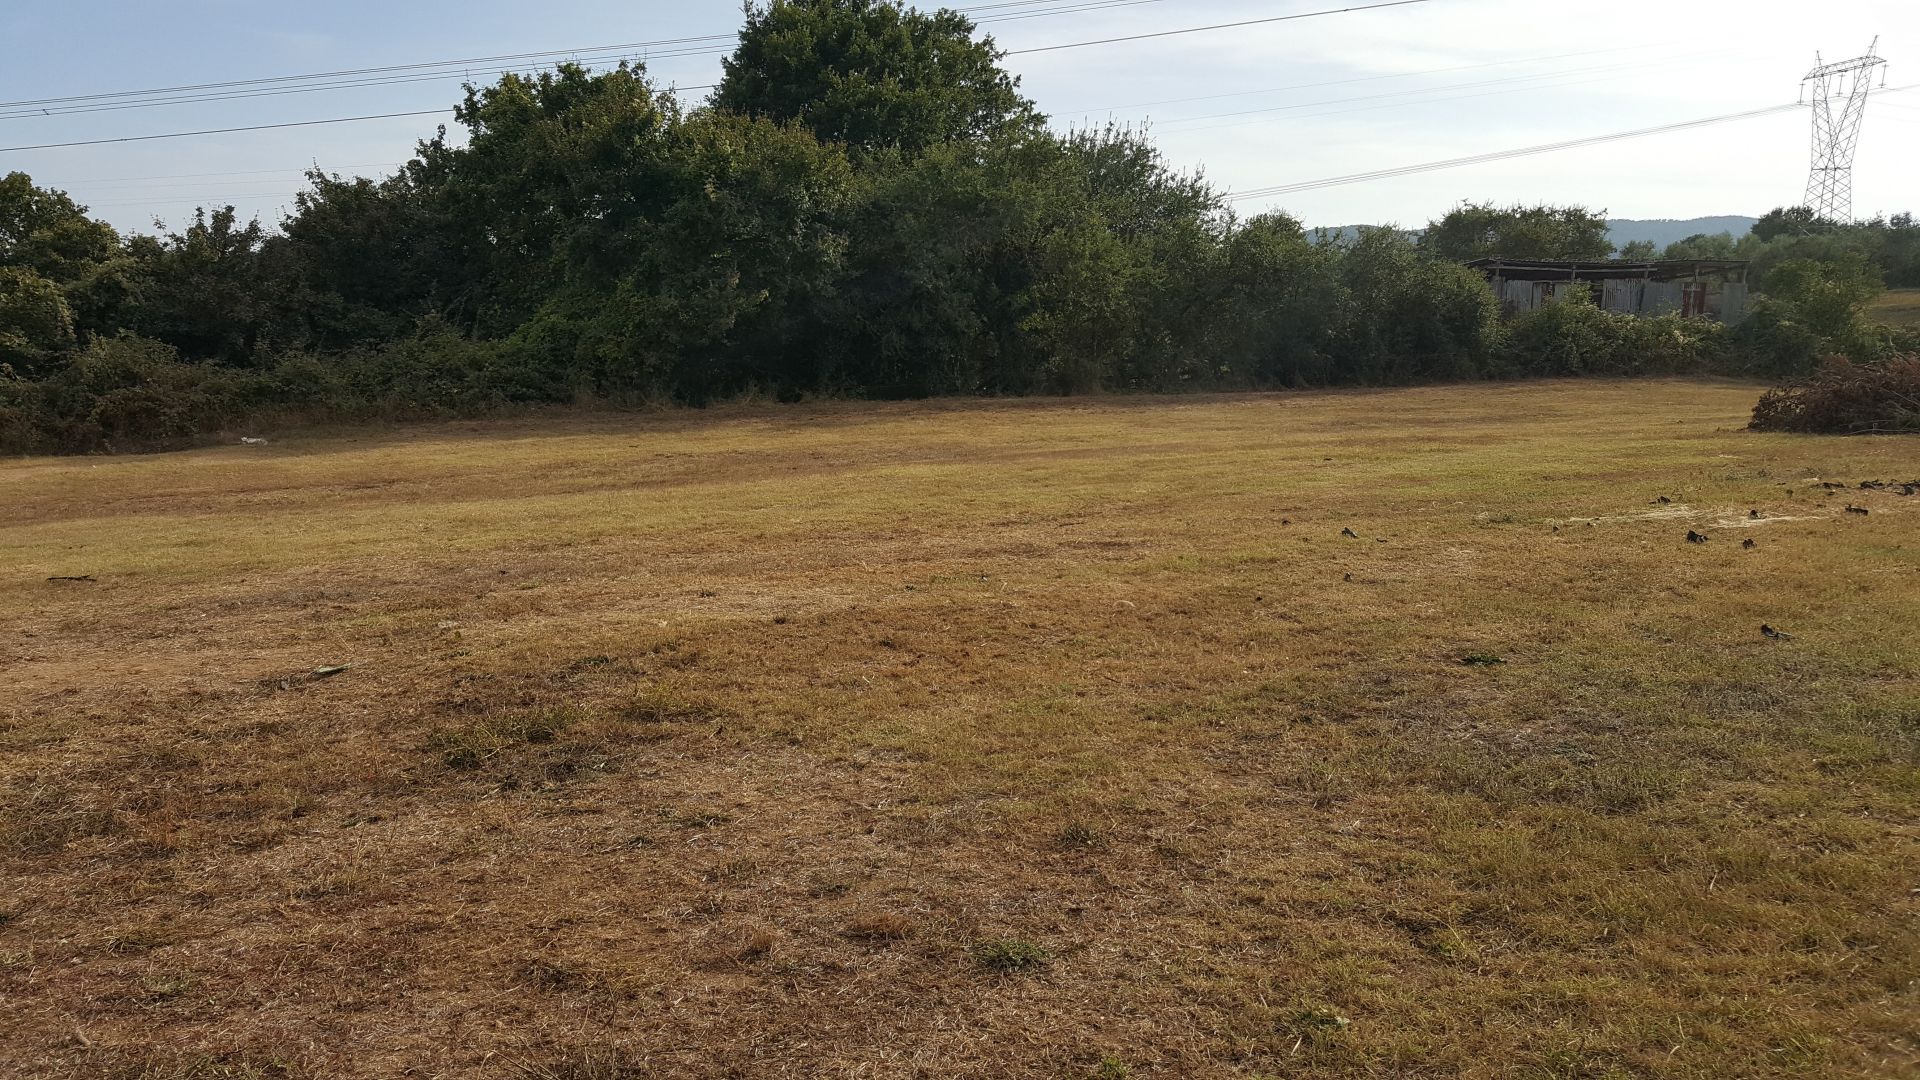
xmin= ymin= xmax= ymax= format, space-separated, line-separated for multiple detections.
xmin=1752 ymin=206 xmax=1825 ymax=242
xmin=0 ymin=172 xmax=120 ymax=285
xmin=421 ymin=62 xmax=685 ymax=334
xmin=712 ymin=0 xmax=1038 ymax=154
xmin=1421 ymin=202 xmax=1615 ymax=262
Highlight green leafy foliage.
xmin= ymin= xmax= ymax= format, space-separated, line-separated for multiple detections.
xmin=121 ymin=207 xmax=275 ymax=366
xmin=0 ymin=171 xmax=121 ymax=286
xmin=714 ymin=0 xmax=1037 ymax=155
xmin=1751 ymin=205 xmax=1826 ymax=242
xmin=1729 ymin=253 xmax=1890 ymax=374
xmin=1421 ymin=202 xmax=1615 ymax=262
xmin=1661 ymin=231 xmax=1757 ymax=261
xmin=1742 ymin=209 xmax=1920 ymax=288
xmin=2 ymin=334 xmax=263 ymax=453
xmin=1503 ymin=289 xmax=1726 ymax=377
xmin=1340 ymin=228 xmax=1503 ymax=381
xmin=1210 ymin=213 xmax=1344 ymax=386
xmin=276 ymin=170 xmax=447 ymax=349
xmin=0 ymin=266 xmax=74 ymax=374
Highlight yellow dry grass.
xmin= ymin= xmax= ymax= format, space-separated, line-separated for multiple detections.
xmin=1869 ymin=288 xmax=1920 ymax=328
xmin=2 ymin=380 xmax=1918 ymax=1079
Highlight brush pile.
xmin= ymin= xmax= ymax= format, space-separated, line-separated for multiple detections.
xmin=1750 ymin=354 xmax=1920 ymax=434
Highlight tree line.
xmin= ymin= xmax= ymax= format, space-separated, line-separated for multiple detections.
xmin=1431 ymin=200 xmax=1920 ymax=288
xmin=2 ymin=0 xmax=1914 ymax=452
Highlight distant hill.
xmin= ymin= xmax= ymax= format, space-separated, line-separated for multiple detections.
xmin=1310 ymin=216 xmax=1761 ymax=252
xmin=1605 ymin=217 xmax=1758 ymax=249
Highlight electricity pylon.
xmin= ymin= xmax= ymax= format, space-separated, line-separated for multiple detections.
xmin=1801 ymin=39 xmax=1887 ymax=225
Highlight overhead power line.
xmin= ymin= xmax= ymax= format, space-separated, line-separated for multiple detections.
xmin=56 ymin=163 xmax=403 ymax=187
xmin=1058 ymin=43 xmax=1658 ymax=115
xmin=1225 ymin=98 xmax=1883 ymax=201
xmin=0 ymin=110 xmax=452 ymax=154
xmin=974 ymin=0 xmax=1179 ymax=22
xmin=54 ymin=88 xmax=1917 ymax=218
xmin=42 ymin=43 xmax=1684 ymax=188
xmin=0 ymin=1 xmax=1445 ymax=152
xmin=37 ymin=63 xmax=1666 ymax=192
xmin=1150 ymin=53 xmax=1730 ymax=130
xmin=1006 ymin=0 xmax=1437 ymax=54
xmin=0 ymin=37 xmax=729 ymax=113
xmin=85 ymin=190 xmax=311 ymax=210
xmin=0 ymin=0 xmax=1175 ymax=118
xmin=0 ymin=52 xmax=719 ymax=121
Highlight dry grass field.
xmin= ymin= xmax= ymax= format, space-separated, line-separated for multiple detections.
xmin=1869 ymin=288 xmax=1920 ymax=328
xmin=3 ymin=380 xmax=1918 ymax=1079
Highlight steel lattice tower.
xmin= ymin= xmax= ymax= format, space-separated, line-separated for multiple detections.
xmin=1801 ymin=40 xmax=1887 ymax=225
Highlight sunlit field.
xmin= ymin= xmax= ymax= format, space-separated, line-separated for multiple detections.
xmin=3 ymin=381 xmax=1917 ymax=1079
xmin=1869 ymin=288 xmax=1920 ymax=327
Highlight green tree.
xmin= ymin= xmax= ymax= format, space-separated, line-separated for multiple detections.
xmin=1212 ymin=213 xmax=1345 ymax=386
xmin=0 ymin=172 xmax=136 ymax=341
xmin=1421 ymin=202 xmax=1614 ymax=262
xmin=416 ymin=62 xmax=684 ymax=336
xmin=1872 ymin=212 xmax=1920 ymax=288
xmin=0 ymin=265 xmax=74 ymax=374
xmin=1662 ymin=232 xmax=1743 ymax=260
xmin=713 ymin=0 xmax=1038 ymax=156
xmin=1341 ymin=228 xmax=1502 ymax=380
xmin=1764 ymin=254 xmax=1881 ymax=341
xmin=276 ymin=170 xmax=448 ymax=348
xmin=1615 ymin=239 xmax=1658 ymax=261
xmin=1751 ymin=206 xmax=1823 ymax=242
xmin=123 ymin=207 xmax=274 ymax=365
xmin=1022 ymin=125 xmax=1226 ymax=392
xmin=0 ymin=172 xmax=120 ymax=285
xmin=509 ymin=107 xmax=857 ymax=401
xmin=820 ymin=124 xmax=1222 ymax=397
xmin=819 ymin=133 xmax=1024 ymax=396
xmin=1731 ymin=252 xmax=1885 ymax=373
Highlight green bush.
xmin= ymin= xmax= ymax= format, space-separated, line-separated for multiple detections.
xmin=1729 ymin=254 xmax=1888 ymax=375
xmin=1726 ymin=295 xmax=1827 ymax=376
xmin=1503 ymin=292 xmax=1627 ymax=375
xmin=1503 ymin=292 xmax=1726 ymax=376
xmin=327 ymin=329 xmax=573 ymax=414
xmin=1333 ymin=229 xmax=1503 ymax=382
xmin=0 ymin=329 xmax=579 ymax=454
xmin=2 ymin=334 xmax=262 ymax=453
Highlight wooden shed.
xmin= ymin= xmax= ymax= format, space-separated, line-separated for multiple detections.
xmin=1467 ymin=258 xmax=1751 ymax=324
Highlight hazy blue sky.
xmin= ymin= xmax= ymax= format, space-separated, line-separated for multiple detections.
xmin=3 ymin=0 xmax=1915 ymax=235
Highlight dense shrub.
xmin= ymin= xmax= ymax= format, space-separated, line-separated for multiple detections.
xmin=1 ymin=334 xmax=263 ymax=453
xmin=1334 ymin=230 xmax=1503 ymax=382
xmin=1209 ymin=213 xmax=1344 ymax=386
xmin=1725 ymin=295 xmax=1829 ymax=376
xmin=1501 ymin=292 xmax=1727 ymax=376
xmin=1749 ymin=355 xmax=1920 ymax=434
xmin=311 ymin=330 xmax=574 ymax=414
xmin=0 ymin=330 xmax=585 ymax=453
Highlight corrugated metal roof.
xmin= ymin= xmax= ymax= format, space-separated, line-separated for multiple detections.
xmin=1465 ymin=258 xmax=1749 ymax=282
